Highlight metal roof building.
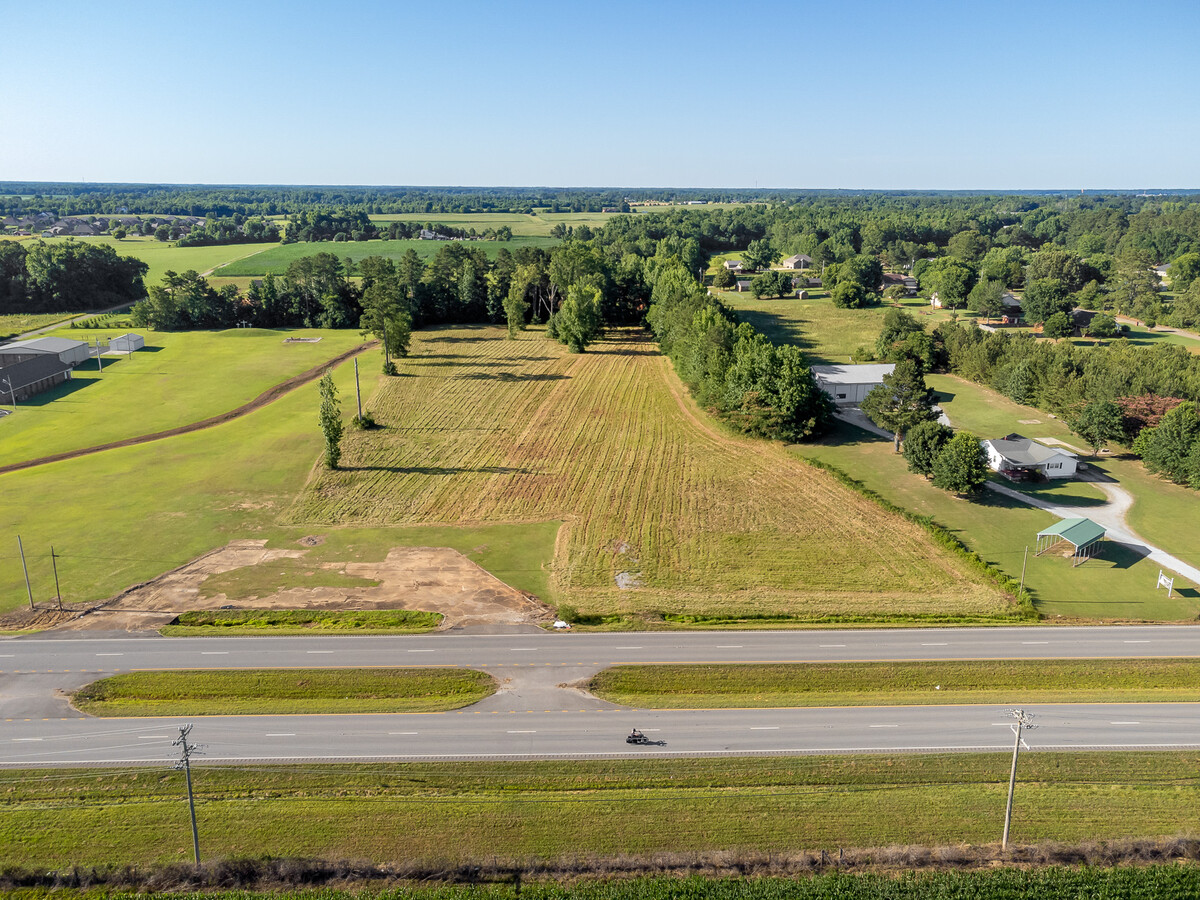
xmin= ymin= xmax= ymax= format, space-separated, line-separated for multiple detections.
xmin=0 ymin=336 xmax=91 ymax=368
xmin=811 ymin=363 xmax=895 ymax=405
xmin=1036 ymin=517 xmax=1106 ymax=567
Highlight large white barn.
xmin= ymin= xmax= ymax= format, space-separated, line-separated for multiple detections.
xmin=810 ymin=363 xmax=895 ymax=406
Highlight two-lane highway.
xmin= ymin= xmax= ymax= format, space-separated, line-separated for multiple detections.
xmin=3 ymin=625 xmax=1200 ymax=766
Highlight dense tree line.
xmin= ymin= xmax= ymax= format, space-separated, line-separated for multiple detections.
xmin=646 ymin=264 xmax=834 ymax=442
xmin=0 ymin=240 xmax=148 ymax=313
xmin=175 ymin=215 xmax=280 ymax=247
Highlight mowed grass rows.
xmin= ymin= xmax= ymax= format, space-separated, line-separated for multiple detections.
xmin=288 ymin=327 xmax=1011 ymax=620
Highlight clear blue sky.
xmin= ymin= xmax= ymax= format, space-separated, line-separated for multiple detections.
xmin=3 ymin=0 xmax=1198 ymax=189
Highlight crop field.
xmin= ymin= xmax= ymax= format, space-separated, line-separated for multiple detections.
xmin=2 ymin=753 xmax=1199 ymax=868
xmin=0 ymin=312 xmax=89 ymax=339
xmin=287 ymin=326 xmax=1011 ymax=621
xmin=0 ymin=327 xmax=369 ymax=468
xmin=216 ymin=236 xmax=560 ymax=277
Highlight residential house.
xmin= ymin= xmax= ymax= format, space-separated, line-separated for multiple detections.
xmin=781 ymin=253 xmax=812 ymax=270
xmin=723 ymin=259 xmax=744 ymax=272
xmin=981 ymin=433 xmax=1078 ymax=481
xmin=881 ymin=273 xmax=918 ymax=296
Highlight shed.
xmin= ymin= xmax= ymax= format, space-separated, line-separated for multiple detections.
xmin=735 ymin=279 xmax=752 ymax=292
xmin=0 ymin=336 xmax=90 ymax=368
xmin=109 ymin=333 xmax=145 ymax=353
xmin=1036 ymin=517 xmax=1105 ymax=566
xmin=811 ymin=363 xmax=895 ymax=405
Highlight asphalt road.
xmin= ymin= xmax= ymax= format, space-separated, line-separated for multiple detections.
xmin=3 ymin=625 xmax=1200 ymax=766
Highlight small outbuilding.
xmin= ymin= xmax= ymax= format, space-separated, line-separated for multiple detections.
xmin=811 ymin=363 xmax=895 ymax=405
xmin=109 ymin=333 xmax=145 ymax=353
xmin=982 ymin=433 xmax=1078 ymax=480
xmin=735 ymin=279 xmax=752 ymax=292
xmin=1036 ymin=517 xmax=1105 ymax=567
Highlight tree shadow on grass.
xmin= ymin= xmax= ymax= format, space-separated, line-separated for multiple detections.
xmin=339 ymin=465 xmax=538 ymax=476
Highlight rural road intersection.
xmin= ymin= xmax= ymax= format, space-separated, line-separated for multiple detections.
xmin=4 ymin=626 xmax=1200 ymax=766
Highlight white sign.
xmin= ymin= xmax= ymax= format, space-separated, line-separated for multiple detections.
xmin=1157 ymin=569 xmax=1175 ymax=599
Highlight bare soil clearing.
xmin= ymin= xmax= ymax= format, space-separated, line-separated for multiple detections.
xmin=15 ymin=538 xmax=550 ymax=633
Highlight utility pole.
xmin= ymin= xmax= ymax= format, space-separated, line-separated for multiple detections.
xmin=173 ymin=724 xmax=202 ymax=864
xmin=1019 ymin=546 xmax=1029 ymax=595
xmin=1002 ymin=709 xmax=1037 ymax=849
xmin=50 ymin=546 xmax=62 ymax=610
xmin=17 ymin=535 xmax=34 ymax=610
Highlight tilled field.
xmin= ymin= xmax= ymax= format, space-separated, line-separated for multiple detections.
xmin=288 ymin=326 xmax=1011 ymax=619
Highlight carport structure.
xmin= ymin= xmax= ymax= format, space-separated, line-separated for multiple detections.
xmin=1036 ymin=517 xmax=1106 ymax=567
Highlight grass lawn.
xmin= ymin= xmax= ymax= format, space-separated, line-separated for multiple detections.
xmin=367 ymin=210 xmax=615 ymax=236
xmin=286 ymin=326 xmax=1011 ymax=623
xmin=1 ymin=753 xmax=1198 ymax=867
xmin=720 ymin=294 xmax=979 ymax=365
xmin=162 ymin=608 xmax=442 ymax=636
xmin=793 ymin=423 xmax=1200 ymax=621
xmin=0 ymin=327 xmax=369 ymax=468
xmin=0 ymin=343 xmax=559 ymax=613
xmin=72 ymin=667 xmax=494 ymax=715
xmin=216 ymin=236 xmax=560 ymax=277
xmin=590 ymin=659 xmax=1200 ymax=708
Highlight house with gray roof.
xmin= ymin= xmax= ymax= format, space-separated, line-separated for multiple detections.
xmin=981 ymin=433 xmax=1078 ymax=480
xmin=781 ymin=253 xmax=811 ymax=270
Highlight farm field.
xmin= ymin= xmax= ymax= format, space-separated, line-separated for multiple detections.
xmin=367 ymin=210 xmax=617 ymax=235
xmin=793 ymin=423 xmax=1199 ymax=620
xmin=286 ymin=326 xmax=1012 ymax=623
xmin=0 ymin=327 xmax=369 ymax=468
xmin=216 ymin=236 xmax=560 ymax=277
xmin=590 ymin=659 xmax=1200 ymax=708
xmin=0 ymin=311 xmax=83 ymax=340
xmin=1 ymin=753 xmax=1197 ymax=867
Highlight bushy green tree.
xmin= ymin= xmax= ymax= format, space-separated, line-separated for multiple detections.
xmin=903 ymin=420 xmax=953 ymax=477
xmin=1043 ymin=311 xmax=1073 ymax=339
xmin=1086 ymin=314 xmax=1119 ymax=338
xmin=742 ymin=238 xmax=778 ymax=271
xmin=932 ymin=431 xmax=988 ymax=494
xmin=1133 ymin=401 xmax=1200 ymax=484
xmin=860 ymin=358 xmax=938 ymax=451
xmin=918 ymin=257 xmax=976 ymax=308
xmin=554 ymin=282 xmax=602 ymax=352
xmin=318 ymin=372 xmax=343 ymax=470
xmin=831 ymin=280 xmax=871 ymax=308
xmin=967 ymin=277 xmax=1006 ymax=322
xmin=358 ymin=257 xmax=412 ymax=369
xmin=1069 ymin=399 xmax=1124 ymax=456
xmin=712 ymin=265 xmax=736 ymax=289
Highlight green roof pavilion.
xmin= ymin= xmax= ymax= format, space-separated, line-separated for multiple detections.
xmin=1036 ymin=517 xmax=1106 ymax=567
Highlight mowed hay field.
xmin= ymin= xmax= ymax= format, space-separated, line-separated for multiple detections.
xmin=288 ymin=327 xmax=1011 ymax=620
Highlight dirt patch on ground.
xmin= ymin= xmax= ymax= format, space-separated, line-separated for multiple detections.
xmin=26 ymin=539 xmax=552 ymax=633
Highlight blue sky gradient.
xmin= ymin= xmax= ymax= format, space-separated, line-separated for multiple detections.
xmin=3 ymin=0 xmax=1197 ymax=188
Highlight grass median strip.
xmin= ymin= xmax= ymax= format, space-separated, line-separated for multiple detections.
xmin=161 ymin=608 xmax=442 ymax=636
xmin=589 ymin=659 xmax=1200 ymax=708
xmin=72 ymin=667 xmax=494 ymax=716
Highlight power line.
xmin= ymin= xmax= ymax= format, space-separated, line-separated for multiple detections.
xmin=1002 ymin=708 xmax=1037 ymax=850
xmin=172 ymin=724 xmax=203 ymax=864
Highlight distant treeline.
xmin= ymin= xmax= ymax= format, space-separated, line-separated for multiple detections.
xmin=0 ymin=240 xmax=147 ymax=314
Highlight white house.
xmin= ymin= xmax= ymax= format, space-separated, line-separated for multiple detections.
xmin=981 ymin=433 xmax=1078 ymax=480
xmin=781 ymin=254 xmax=812 ymax=270
xmin=811 ymin=363 xmax=895 ymax=406
xmin=723 ymin=259 xmax=744 ymax=272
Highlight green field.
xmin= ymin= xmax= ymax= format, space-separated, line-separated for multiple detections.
xmin=286 ymin=326 xmax=1011 ymax=623
xmin=0 ymin=312 xmax=86 ymax=340
xmin=0 ymin=327 xmax=369 ymax=467
xmin=216 ymin=236 xmax=561 ymax=277
xmin=73 ymin=667 xmax=494 ymax=715
xmin=2 ymin=753 xmax=1198 ymax=867
xmin=590 ymin=659 xmax=1200 ymax=708
xmin=61 ymin=235 xmax=278 ymax=288
xmin=163 ymin=608 xmax=442 ymax=635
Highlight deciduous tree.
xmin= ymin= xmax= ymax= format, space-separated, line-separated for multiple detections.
xmin=903 ymin=420 xmax=953 ymax=477
xmin=318 ymin=372 xmax=344 ymax=470
xmin=1069 ymin=399 xmax=1124 ymax=456
xmin=932 ymin=431 xmax=988 ymax=495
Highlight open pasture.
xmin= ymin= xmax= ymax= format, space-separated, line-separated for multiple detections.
xmin=0 ymin=312 xmax=82 ymax=340
xmin=61 ymin=235 xmax=277 ymax=288
xmin=216 ymin=236 xmax=560 ymax=277
xmin=288 ymin=327 xmax=1011 ymax=622
xmin=0 ymin=327 xmax=368 ymax=468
